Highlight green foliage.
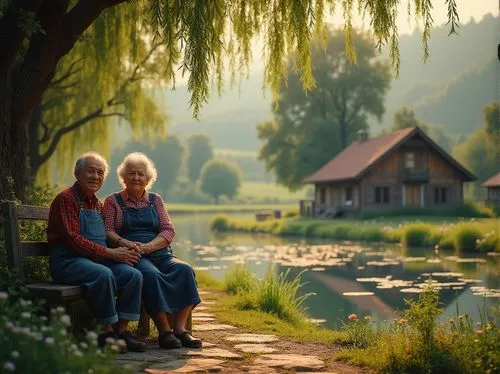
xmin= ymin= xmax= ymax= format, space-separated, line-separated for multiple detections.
xmin=453 ymin=226 xmax=483 ymax=252
xmin=211 ymin=215 xmax=229 ymax=231
xmin=199 ymin=159 xmax=242 ymax=203
xmin=186 ymin=134 xmax=214 ymax=183
xmin=402 ymin=224 xmax=433 ymax=247
xmin=343 ymin=314 xmax=375 ymax=348
xmin=0 ymin=289 xmax=125 ymax=374
xmin=258 ymin=30 xmax=391 ymax=190
xmin=338 ymin=286 xmax=499 ymax=374
xmin=224 ymin=266 xmax=257 ymax=295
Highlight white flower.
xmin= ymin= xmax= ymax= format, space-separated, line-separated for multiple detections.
xmin=88 ymin=369 xmax=94 ymax=374
xmin=105 ymin=337 xmax=116 ymax=345
xmin=71 ymin=344 xmax=78 ymax=351
xmin=110 ymin=344 xmax=120 ymax=352
xmin=22 ymin=327 xmax=31 ymax=335
xmin=0 ymin=291 xmax=8 ymax=301
xmin=61 ymin=314 xmax=71 ymax=327
xmin=11 ymin=326 xmax=21 ymax=334
xmin=19 ymin=299 xmax=31 ymax=307
xmin=80 ymin=342 xmax=88 ymax=350
xmin=11 ymin=351 xmax=19 ymax=359
xmin=40 ymin=316 xmax=48 ymax=322
xmin=86 ymin=331 xmax=98 ymax=340
xmin=3 ymin=361 xmax=15 ymax=371
xmin=5 ymin=322 xmax=14 ymax=329
xmin=116 ymin=339 xmax=127 ymax=348
xmin=74 ymin=350 xmax=83 ymax=357
xmin=45 ymin=337 xmax=55 ymax=346
xmin=56 ymin=306 xmax=65 ymax=313
xmin=60 ymin=329 xmax=67 ymax=336
xmin=21 ymin=312 xmax=31 ymax=319
xmin=41 ymin=326 xmax=49 ymax=332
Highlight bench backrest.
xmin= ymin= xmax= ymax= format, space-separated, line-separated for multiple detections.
xmin=2 ymin=201 xmax=50 ymax=281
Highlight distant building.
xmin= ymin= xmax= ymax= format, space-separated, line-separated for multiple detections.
xmin=481 ymin=172 xmax=500 ymax=205
xmin=300 ymin=127 xmax=476 ymax=217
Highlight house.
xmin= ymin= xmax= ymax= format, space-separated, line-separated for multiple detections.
xmin=301 ymin=127 xmax=477 ymax=217
xmin=481 ymin=172 xmax=500 ymax=205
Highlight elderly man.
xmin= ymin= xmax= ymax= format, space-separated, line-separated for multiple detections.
xmin=48 ymin=151 xmax=146 ymax=352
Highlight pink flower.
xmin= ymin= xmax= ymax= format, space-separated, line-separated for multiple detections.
xmin=348 ymin=314 xmax=357 ymax=321
xmin=475 ymin=329 xmax=484 ymax=336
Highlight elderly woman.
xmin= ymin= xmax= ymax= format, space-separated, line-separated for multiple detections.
xmin=103 ymin=152 xmax=202 ymax=349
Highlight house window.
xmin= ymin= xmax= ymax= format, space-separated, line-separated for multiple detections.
xmin=405 ymin=152 xmax=415 ymax=169
xmin=434 ymin=187 xmax=448 ymax=204
xmin=375 ymin=187 xmax=390 ymax=204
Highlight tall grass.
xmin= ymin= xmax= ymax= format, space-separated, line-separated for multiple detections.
xmin=337 ymin=285 xmax=500 ymax=373
xmin=213 ymin=215 xmax=500 ymax=252
xmin=223 ymin=266 xmax=314 ymax=324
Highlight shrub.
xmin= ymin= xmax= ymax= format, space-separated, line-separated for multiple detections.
xmin=453 ymin=225 xmax=483 ymax=252
xmin=343 ymin=314 xmax=375 ymax=348
xmin=224 ymin=266 xmax=257 ymax=295
xmin=211 ymin=215 xmax=229 ymax=231
xmin=402 ymin=224 xmax=433 ymax=247
xmin=0 ymin=284 xmax=125 ymax=374
xmin=283 ymin=208 xmax=299 ymax=218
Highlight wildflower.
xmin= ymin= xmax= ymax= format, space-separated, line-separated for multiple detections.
xmin=74 ymin=350 xmax=83 ymax=357
xmin=0 ymin=291 xmax=9 ymax=301
xmin=11 ymin=351 xmax=19 ymax=359
xmin=475 ymin=329 xmax=484 ymax=336
xmin=45 ymin=337 xmax=55 ymax=345
xmin=60 ymin=329 xmax=67 ymax=336
xmin=88 ymin=370 xmax=94 ymax=374
xmin=87 ymin=331 xmax=98 ymax=340
xmin=398 ymin=318 xmax=407 ymax=325
xmin=105 ymin=337 xmax=116 ymax=345
xmin=6 ymin=322 xmax=14 ymax=330
xmin=40 ymin=316 xmax=47 ymax=322
xmin=3 ymin=361 xmax=15 ymax=372
xmin=117 ymin=339 xmax=127 ymax=348
xmin=348 ymin=313 xmax=357 ymax=321
xmin=80 ymin=342 xmax=88 ymax=350
xmin=19 ymin=299 xmax=31 ymax=307
xmin=61 ymin=314 xmax=71 ymax=327
xmin=485 ymin=324 xmax=493 ymax=331
xmin=110 ymin=344 xmax=120 ymax=352
xmin=56 ymin=306 xmax=65 ymax=313
xmin=364 ymin=316 xmax=371 ymax=321
xmin=21 ymin=312 xmax=31 ymax=319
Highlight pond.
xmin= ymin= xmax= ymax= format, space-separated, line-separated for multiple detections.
xmin=171 ymin=212 xmax=500 ymax=329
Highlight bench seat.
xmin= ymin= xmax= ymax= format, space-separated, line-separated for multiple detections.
xmin=26 ymin=283 xmax=84 ymax=300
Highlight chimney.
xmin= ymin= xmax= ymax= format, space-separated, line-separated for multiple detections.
xmin=357 ymin=129 xmax=369 ymax=143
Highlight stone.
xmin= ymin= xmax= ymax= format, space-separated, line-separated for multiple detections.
xmin=253 ymin=354 xmax=325 ymax=370
xmin=224 ymin=333 xmax=279 ymax=343
xmin=187 ymin=348 xmax=242 ymax=359
xmin=145 ymin=358 xmax=225 ymax=373
xmin=192 ymin=312 xmax=214 ymax=318
xmin=194 ymin=305 xmax=210 ymax=311
xmin=115 ymin=348 xmax=182 ymax=362
xmin=194 ymin=323 xmax=237 ymax=331
xmin=192 ymin=316 xmax=215 ymax=322
xmin=234 ymin=344 xmax=276 ymax=353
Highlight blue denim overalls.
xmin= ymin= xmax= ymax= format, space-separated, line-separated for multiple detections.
xmin=50 ymin=186 xmax=143 ymax=325
xmin=114 ymin=192 xmax=200 ymax=315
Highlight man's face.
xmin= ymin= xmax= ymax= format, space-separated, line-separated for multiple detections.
xmin=75 ymin=158 xmax=106 ymax=196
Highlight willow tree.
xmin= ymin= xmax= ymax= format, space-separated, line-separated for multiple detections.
xmin=0 ymin=0 xmax=460 ymax=201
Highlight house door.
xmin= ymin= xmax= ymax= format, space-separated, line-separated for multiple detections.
xmin=405 ymin=184 xmax=421 ymax=206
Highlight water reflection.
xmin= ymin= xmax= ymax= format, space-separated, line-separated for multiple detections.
xmin=171 ymin=212 xmax=500 ymax=329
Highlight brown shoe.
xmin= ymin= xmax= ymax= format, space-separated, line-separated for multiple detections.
xmin=175 ymin=331 xmax=202 ymax=348
xmin=158 ymin=331 xmax=182 ymax=349
xmin=118 ymin=331 xmax=146 ymax=352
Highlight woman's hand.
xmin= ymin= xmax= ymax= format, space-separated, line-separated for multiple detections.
xmin=105 ymin=247 xmax=141 ymax=266
xmin=138 ymin=242 xmax=154 ymax=255
xmin=118 ymin=238 xmax=140 ymax=251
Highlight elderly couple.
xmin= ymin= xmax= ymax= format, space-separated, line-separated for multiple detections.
xmin=47 ymin=151 xmax=202 ymax=353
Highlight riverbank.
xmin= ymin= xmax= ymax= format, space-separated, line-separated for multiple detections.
xmin=211 ymin=215 xmax=500 ymax=252
xmin=167 ymin=203 xmax=296 ymax=215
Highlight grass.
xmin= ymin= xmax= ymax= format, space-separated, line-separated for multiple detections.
xmin=212 ymin=216 xmax=500 ymax=252
xmin=166 ymin=202 xmax=296 ymax=214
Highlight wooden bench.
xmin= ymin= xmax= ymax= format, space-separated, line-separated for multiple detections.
xmin=2 ymin=201 xmax=191 ymax=336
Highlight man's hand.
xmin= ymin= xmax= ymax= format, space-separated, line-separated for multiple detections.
xmin=106 ymin=247 xmax=141 ymax=266
xmin=118 ymin=238 xmax=140 ymax=251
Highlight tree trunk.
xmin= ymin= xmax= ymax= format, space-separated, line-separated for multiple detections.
xmin=28 ymin=104 xmax=43 ymax=183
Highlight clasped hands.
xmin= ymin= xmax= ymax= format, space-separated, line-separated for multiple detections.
xmin=118 ymin=238 xmax=152 ymax=255
xmin=109 ymin=238 xmax=153 ymax=266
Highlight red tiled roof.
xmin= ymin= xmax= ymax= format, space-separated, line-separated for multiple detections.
xmin=482 ymin=172 xmax=500 ymax=187
xmin=304 ymin=127 xmax=415 ymax=183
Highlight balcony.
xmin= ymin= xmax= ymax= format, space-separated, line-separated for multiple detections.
xmin=401 ymin=168 xmax=429 ymax=183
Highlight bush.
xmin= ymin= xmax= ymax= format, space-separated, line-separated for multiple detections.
xmin=0 ymin=283 xmax=126 ymax=374
xmin=454 ymin=226 xmax=483 ymax=252
xmin=343 ymin=314 xmax=375 ymax=348
xmin=211 ymin=215 xmax=229 ymax=231
xmin=402 ymin=224 xmax=433 ymax=247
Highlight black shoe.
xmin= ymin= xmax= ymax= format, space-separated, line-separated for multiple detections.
xmin=158 ymin=331 xmax=182 ymax=349
xmin=118 ymin=331 xmax=146 ymax=353
xmin=174 ymin=331 xmax=202 ymax=348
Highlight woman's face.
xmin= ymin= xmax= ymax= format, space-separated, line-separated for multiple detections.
xmin=123 ymin=162 xmax=149 ymax=195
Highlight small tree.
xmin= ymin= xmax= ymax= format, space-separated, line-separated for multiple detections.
xmin=186 ymin=134 xmax=214 ymax=182
xmin=199 ymin=160 xmax=242 ymax=204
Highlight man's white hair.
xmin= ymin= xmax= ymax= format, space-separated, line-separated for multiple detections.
xmin=116 ymin=152 xmax=158 ymax=190
xmin=74 ymin=152 xmax=109 ymax=178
